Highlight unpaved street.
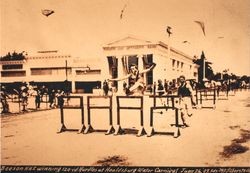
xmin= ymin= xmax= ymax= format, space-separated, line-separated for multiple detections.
xmin=1 ymin=91 xmax=250 ymax=166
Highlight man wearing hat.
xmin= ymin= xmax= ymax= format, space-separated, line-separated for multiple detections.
xmin=177 ymin=75 xmax=195 ymax=127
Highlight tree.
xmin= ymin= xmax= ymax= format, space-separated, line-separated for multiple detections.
xmin=0 ymin=51 xmax=27 ymax=61
xmin=213 ymin=72 xmax=222 ymax=81
xmin=241 ymin=75 xmax=250 ymax=83
xmin=193 ymin=51 xmax=214 ymax=85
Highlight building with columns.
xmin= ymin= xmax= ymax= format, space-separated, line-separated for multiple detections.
xmin=102 ymin=36 xmax=198 ymax=92
xmin=1 ymin=36 xmax=198 ymax=94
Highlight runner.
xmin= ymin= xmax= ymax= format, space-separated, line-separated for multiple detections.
xmin=108 ymin=63 xmax=156 ymax=95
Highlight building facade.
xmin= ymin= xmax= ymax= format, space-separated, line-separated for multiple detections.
xmin=0 ymin=51 xmax=102 ymax=93
xmin=103 ymin=36 xmax=198 ymax=92
xmin=1 ymin=37 xmax=198 ymax=94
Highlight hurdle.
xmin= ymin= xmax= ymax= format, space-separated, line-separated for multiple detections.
xmin=196 ymin=88 xmax=216 ymax=109
xmin=115 ymin=96 xmax=146 ymax=137
xmin=58 ymin=96 xmax=85 ymax=133
xmin=40 ymin=94 xmax=49 ymax=109
xmin=84 ymin=96 xmax=115 ymax=135
xmin=11 ymin=94 xmax=21 ymax=113
xmin=227 ymin=87 xmax=236 ymax=96
xmin=217 ymin=88 xmax=229 ymax=100
xmin=148 ymin=95 xmax=181 ymax=138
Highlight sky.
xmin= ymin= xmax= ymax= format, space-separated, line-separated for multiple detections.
xmin=1 ymin=0 xmax=250 ymax=75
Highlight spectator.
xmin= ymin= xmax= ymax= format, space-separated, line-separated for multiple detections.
xmin=56 ymin=90 xmax=65 ymax=109
xmin=20 ymin=85 xmax=29 ymax=111
xmin=40 ymin=85 xmax=47 ymax=102
xmin=157 ymin=79 xmax=165 ymax=96
xmin=34 ymin=88 xmax=41 ymax=109
xmin=153 ymin=81 xmax=157 ymax=95
xmin=0 ymin=86 xmax=10 ymax=113
xmin=49 ymin=89 xmax=56 ymax=108
xmin=103 ymin=80 xmax=109 ymax=96
xmin=164 ymin=79 xmax=169 ymax=93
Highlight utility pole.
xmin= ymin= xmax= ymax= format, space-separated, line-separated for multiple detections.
xmin=203 ymin=56 xmax=206 ymax=81
xmin=65 ymin=60 xmax=68 ymax=81
xmin=166 ymin=26 xmax=172 ymax=80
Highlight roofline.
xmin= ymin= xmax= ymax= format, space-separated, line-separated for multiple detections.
xmin=102 ymin=35 xmax=155 ymax=48
xmin=103 ymin=36 xmax=194 ymax=61
xmin=157 ymin=41 xmax=194 ymax=60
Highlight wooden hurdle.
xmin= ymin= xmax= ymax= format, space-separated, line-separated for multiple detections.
xmin=115 ymin=96 xmax=146 ymax=137
xmin=58 ymin=96 xmax=85 ymax=133
xmin=148 ymin=95 xmax=181 ymax=138
xmin=40 ymin=94 xmax=49 ymax=109
xmin=84 ymin=96 xmax=115 ymax=135
xmin=217 ymin=87 xmax=229 ymax=100
xmin=196 ymin=88 xmax=216 ymax=109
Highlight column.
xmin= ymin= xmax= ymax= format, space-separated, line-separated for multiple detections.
xmin=71 ymin=81 xmax=76 ymax=93
xmin=138 ymin=55 xmax=144 ymax=71
xmin=71 ymin=69 xmax=76 ymax=93
xmin=190 ymin=64 xmax=193 ymax=79
xmin=138 ymin=55 xmax=144 ymax=83
xmin=117 ymin=56 xmax=124 ymax=93
xmin=25 ymin=63 xmax=31 ymax=82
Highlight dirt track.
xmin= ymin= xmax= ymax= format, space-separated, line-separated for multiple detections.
xmin=1 ymin=91 xmax=250 ymax=166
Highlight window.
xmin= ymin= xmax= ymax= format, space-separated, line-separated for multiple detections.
xmin=172 ymin=59 xmax=175 ymax=70
xmin=181 ymin=62 xmax=184 ymax=72
xmin=1 ymin=71 xmax=26 ymax=77
xmin=107 ymin=56 xmax=117 ymax=78
xmin=2 ymin=64 xmax=23 ymax=70
xmin=128 ymin=55 xmax=138 ymax=68
xmin=143 ymin=54 xmax=153 ymax=85
xmin=194 ymin=72 xmax=197 ymax=77
xmin=31 ymin=68 xmax=52 ymax=75
xmin=31 ymin=68 xmax=71 ymax=75
xmin=76 ymin=70 xmax=101 ymax=75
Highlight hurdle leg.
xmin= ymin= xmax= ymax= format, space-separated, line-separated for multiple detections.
xmin=213 ymin=89 xmax=216 ymax=109
xmin=106 ymin=125 xmax=115 ymax=135
xmin=171 ymin=97 xmax=175 ymax=109
xmin=147 ymin=107 xmax=155 ymax=137
xmin=114 ymin=108 xmax=124 ymax=135
xmin=173 ymin=109 xmax=180 ymax=138
xmin=137 ymin=109 xmax=146 ymax=137
xmin=79 ymin=125 xmax=86 ymax=134
xmin=58 ymin=108 xmax=67 ymax=133
xmin=18 ymin=96 xmax=21 ymax=113
xmin=137 ymin=127 xmax=147 ymax=137
xmin=200 ymin=91 xmax=202 ymax=106
xmin=84 ymin=100 xmax=94 ymax=134
xmin=106 ymin=105 xmax=115 ymax=135
xmin=195 ymin=89 xmax=198 ymax=105
xmin=78 ymin=104 xmax=86 ymax=134
xmin=84 ymin=125 xmax=94 ymax=134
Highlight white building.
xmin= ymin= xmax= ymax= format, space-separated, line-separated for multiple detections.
xmin=1 ymin=36 xmax=198 ymax=94
xmin=102 ymin=36 xmax=198 ymax=92
xmin=0 ymin=51 xmax=102 ymax=93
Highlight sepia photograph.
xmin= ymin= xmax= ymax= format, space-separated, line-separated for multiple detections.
xmin=0 ymin=0 xmax=250 ymax=172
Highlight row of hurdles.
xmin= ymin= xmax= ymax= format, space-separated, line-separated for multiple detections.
xmin=57 ymin=87 xmax=235 ymax=138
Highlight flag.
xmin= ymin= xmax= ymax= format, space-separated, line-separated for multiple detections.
xmin=120 ymin=3 xmax=128 ymax=19
xmin=166 ymin=26 xmax=172 ymax=37
xmin=194 ymin=21 xmax=205 ymax=36
xmin=183 ymin=40 xmax=190 ymax=44
xmin=42 ymin=9 xmax=54 ymax=17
